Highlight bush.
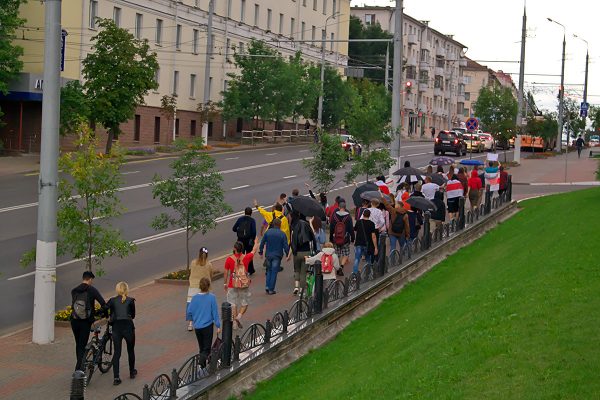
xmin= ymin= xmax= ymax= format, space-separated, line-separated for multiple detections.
xmin=155 ymin=145 xmax=179 ymax=153
xmin=163 ymin=269 xmax=190 ymax=280
xmin=125 ymin=147 xmax=156 ymax=156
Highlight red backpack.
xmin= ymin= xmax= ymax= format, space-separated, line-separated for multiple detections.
xmin=321 ymin=253 xmax=334 ymax=273
xmin=332 ymin=213 xmax=349 ymax=246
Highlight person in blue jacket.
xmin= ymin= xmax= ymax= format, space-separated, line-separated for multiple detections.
xmin=186 ymin=278 xmax=221 ymax=367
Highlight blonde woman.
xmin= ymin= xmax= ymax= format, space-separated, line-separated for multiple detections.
xmin=107 ymin=281 xmax=136 ymax=386
xmin=187 ymin=247 xmax=214 ymax=331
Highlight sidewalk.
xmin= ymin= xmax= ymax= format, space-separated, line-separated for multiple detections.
xmin=510 ymin=150 xmax=598 ymax=184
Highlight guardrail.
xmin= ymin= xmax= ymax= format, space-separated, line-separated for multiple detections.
xmin=241 ymin=129 xmax=312 ymax=145
xmin=113 ymin=178 xmax=513 ymax=400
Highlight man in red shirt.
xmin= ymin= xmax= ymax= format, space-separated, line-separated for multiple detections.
xmin=498 ymin=166 xmax=509 ymax=196
xmin=223 ymin=240 xmax=258 ymax=329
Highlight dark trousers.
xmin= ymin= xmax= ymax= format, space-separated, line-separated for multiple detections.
xmin=194 ymin=325 xmax=214 ymax=367
xmin=240 ymin=238 xmax=255 ymax=274
xmin=71 ymin=318 xmax=93 ymax=371
xmin=112 ymin=320 xmax=136 ymax=378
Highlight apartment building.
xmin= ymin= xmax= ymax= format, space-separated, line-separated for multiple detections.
xmin=0 ymin=0 xmax=350 ymax=152
xmin=351 ymin=5 xmax=468 ymax=136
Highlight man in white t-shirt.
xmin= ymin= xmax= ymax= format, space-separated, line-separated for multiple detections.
xmin=421 ymin=176 xmax=439 ymax=200
xmin=368 ymin=199 xmax=386 ymax=232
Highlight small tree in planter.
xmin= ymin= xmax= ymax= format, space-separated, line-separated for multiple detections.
xmin=160 ymin=94 xmax=177 ymax=145
xmin=303 ymin=131 xmax=347 ymax=193
xmin=152 ymin=139 xmax=231 ymax=270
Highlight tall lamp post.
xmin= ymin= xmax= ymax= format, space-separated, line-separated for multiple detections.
xmin=547 ymin=18 xmax=566 ymax=152
xmin=317 ymin=12 xmax=341 ymax=130
xmin=573 ymin=34 xmax=589 ymax=120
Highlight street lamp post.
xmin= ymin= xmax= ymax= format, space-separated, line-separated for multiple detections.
xmin=547 ymin=18 xmax=566 ymax=152
xmin=573 ymin=34 xmax=589 ymax=119
xmin=317 ymin=12 xmax=341 ymax=130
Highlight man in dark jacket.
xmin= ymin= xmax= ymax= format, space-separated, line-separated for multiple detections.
xmin=70 ymin=271 xmax=107 ymax=370
xmin=232 ymin=207 xmax=257 ymax=274
xmin=329 ymin=199 xmax=355 ymax=271
xmin=430 ymin=190 xmax=446 ymax=232
xmin=290 ymin=212 xmax=317 ymax=295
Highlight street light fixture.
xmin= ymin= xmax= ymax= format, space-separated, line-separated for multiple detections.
xmin=317 ymin=11 xmax=342 ymax=130
xmin=546 ymin=17 xmax=566 ymax=152
xmin=573 ymin=33 xmax=589 ymax=117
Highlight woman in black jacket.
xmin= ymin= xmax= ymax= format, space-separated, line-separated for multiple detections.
xmin=430 ymin=190 xmax=446 ymax=232
xmin=107 ymin=281 xmax=137 ymax=385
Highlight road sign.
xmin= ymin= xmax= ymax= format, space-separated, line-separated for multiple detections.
xmin=580 ymin=102 xmax=589 ymax=117
xmin=465 ymin=118 xmax=479 ymax=132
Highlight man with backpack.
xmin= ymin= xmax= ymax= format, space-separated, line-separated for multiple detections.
xmin=259 ymin=218 xmax=290 ymax=295
xmin=224 ymin=240 xmax=258 ymax=329
xmin=232 ymin=207 xmax=257 ymax=275
xmin=353 ymin=209 xmax=378 ymax=274
xmin=290 ymin=211 xmax=317 ymax=295
xmin=329 ymin=199 xmax=354 ymax=273
xmin=70 ymin=271 xmax=107 ymax=371
xmin=382 ymin=197 xmax=409 ymax=252
xmin=254 ymin=200 xmax=290 ymax=243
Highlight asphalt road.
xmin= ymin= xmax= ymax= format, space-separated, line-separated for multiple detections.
xmin=0 ymin=142 xmax=523 ymax=335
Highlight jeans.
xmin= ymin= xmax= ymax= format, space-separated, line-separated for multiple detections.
xmin=389 ymin=235 xmax=400 ymax=252
xmin=194 ymin=324 xmax=214 ymax=368
xmin=353 ymin=246 xmax=373 ymax=273
xmin=266 ymin=256 xmax=282 ymax=292
xmin=577 ymin=146 xmax=582 ymax=157
xmin=71 ymin=319 xmax=93 ymax=371
xmin=293 ymin=252 xmax=310 ymax=289
xmin=112 ymin=320 xmax=136 ymax=379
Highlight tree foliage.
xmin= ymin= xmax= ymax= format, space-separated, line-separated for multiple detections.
xmin=526 ymin=113 xmax=559 ymax=148
xmin=82 ymin=18 xmax=158 ymax=153
xmin=309 ymin=66 xmax=355 ymax=130
xmin=152 ymin=139 xmax=232 ymax=269
xmin=0 ymin=0 xmax=26 ymax=123
xmin=60 ymin=81 xmax=90 ymax=136
xmin=561 ymin=97 xmax=585 ymax=138
xmin=348 ymin=16 xmax=393 ymax=82
xmin=473 ymin=85 xmax=518 ymax=142
xmin=302 ymin=131 xmax=347 ymax=193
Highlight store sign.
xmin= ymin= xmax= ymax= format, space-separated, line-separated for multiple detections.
xmin=34 ymin=79 xmax=44 ymax=90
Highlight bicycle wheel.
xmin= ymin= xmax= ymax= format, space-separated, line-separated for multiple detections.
xmin=82 ymin=346 xmax=96 ymax=384
xmin=98 ymin=336 xmax=113 ymax=373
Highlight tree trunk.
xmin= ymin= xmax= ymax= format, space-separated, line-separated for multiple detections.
xmin=186 ymin=228 xmax=190 ymax=272
xmin=105 ymin=128 xmax=114 ymax=154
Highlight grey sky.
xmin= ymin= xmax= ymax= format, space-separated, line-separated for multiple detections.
xmin=350 ymin=0 xmax=598 ymax=113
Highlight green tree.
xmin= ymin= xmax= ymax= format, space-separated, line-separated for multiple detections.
xmin=60 ymin=81 xmax=90 ymax=136
xmin=526 ymin=113 xmax=558 ymax=150
xmin=0 ymin=0 xmax=26 ymax=124
xmin=473 ymin=85 xmax=518 ymax=151
xmin=561 ymin=97 xmax=585 ymax=141
xmin=21 ymin=126 xmax=136 ymax=272
xmin=152 ymin=139 xmax=232 ymax=269
xmin=309 ymin=66 xmax=355 ymax=130
xmin=303 ymin=131 xmax=347 ymax=193
xmin=82 ymin=18 xmax=158 ymax=153
xmin=348 ymin=16 xmax=393 ymax=82
xmin=160 ymin=94 xmax=177 ymax=143
xmin=286 ymin=53 xmax=320 ymax=128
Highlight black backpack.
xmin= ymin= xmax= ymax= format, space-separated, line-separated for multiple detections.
xmin=237 ymin=218 xmax=253 ymax=240
xmin=72 ymin=289 xmax=91 ymax=320
xmin=391 ymin=213 xmax=405 ymax=234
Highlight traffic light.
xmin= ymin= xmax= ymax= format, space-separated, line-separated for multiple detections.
xmin=405 ymin=81 xmax=412 ymax=93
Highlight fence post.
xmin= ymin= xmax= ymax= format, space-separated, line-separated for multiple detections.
xmin=69 ymin=370 xmax=86 ymax=400
xmin=343 ymin=277 xmax=349 ymax=297
xmin=423 ymin=212 xmax=431 ymax=249
xmin=170 ymin=368 xmax=178 ymax=399
xmin=484 ymin=184 xmax=491 ymax=215
xmin=458 ymin=197 xmax=466 ymax=230
xmin=508 ymin=174 xmax=513 ymax=201
xmin=377 ymin=234 xmax=387 ymax=278
xmin=282 ymin=310 xmax=289 ymax=333
xmin=265 ymin=319 xmax=272 ymax=344
xmin=233 ymin=335 xmax=241 ymax=362
xmin=313 ymin=261 xmax=323 ymax=314
xmin=221 ymin=302 xmax=233 ymax=368
xmin=143 ymin=385 xmax=151 ymax=400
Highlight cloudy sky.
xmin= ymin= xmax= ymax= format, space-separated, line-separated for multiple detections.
xmin=350 ymin=0 xmax=598 ymax=113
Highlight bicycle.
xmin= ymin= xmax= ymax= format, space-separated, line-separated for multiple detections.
xmin=82 ymin=323 xmax=113 ymax=384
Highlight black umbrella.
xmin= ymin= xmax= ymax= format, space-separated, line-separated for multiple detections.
xmin=428 ymin=173 xmax=447 ymax=186
xmin=429 ymin=156 xmax=454 ymax=166
xmin=392 ymin=166 xmax=426 ymax=183
xmin=352 ymin=182 xmax=379 ymax=207
xmin=406 ymin=196 xmax=437 ymax=212
xmin=289 ymin=197 xmax=326 ymax=219
xmin=360 ymin=190 xmax=384 ymax=201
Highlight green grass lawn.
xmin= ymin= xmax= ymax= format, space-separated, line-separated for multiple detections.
xmin=245 ymin=188 xmax=600 ymax=400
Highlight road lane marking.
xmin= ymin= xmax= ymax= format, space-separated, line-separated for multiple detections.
xmin=0 ymin=202 xmax=38 ymax=213
xmin=225 ymin=157 xmax=239 ymax=160
xmin=121 ymin=171 xmax=140 ymax=175
xmin=265 ymin=153 xmax=277 ymax=156
xmin=406 ymin=152 xmax=432 ymax=157
xmin=299 ymin=149 xmax=310 ymax=153
xmin=231 ymin=185 xmax=250 ymax=190
xmin=283 ymin=175 xmax=297 ymax=179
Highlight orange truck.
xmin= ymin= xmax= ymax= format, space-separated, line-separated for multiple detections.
xmin=520 ymin=135 xmax=545 ymax=150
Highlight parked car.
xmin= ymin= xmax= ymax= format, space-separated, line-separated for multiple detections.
xmin=434 ymin=130 xmax=466 ymax=156
xmin=339 ymin=134 xmax=362 ymax=159
xmin=478 ymin=133 xmax=496 ymax=151
xmin=463 ymin=133 xmax=485 ymax=153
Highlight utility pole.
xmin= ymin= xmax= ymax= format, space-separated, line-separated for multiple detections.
xmin=201 ymin=0 xmax=214 ymax=144
xmin=574 ymin=34 xmax=589 ymax=121
xmin=317 ymin=29 xmax=326 ymax=129
xmin=33 ymin=0 xmax=62 ymax=344
xmin=558 ymin=34 xmax=566 ymax=152
xmin=384 ymin=42 xmax=390 ymax=91
xmin=515 ymin=4 xmax=526 ymax=164
xmin=389 ymin=0 xmax=403 ymax=177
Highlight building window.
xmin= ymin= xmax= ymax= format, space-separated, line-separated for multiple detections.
xmin=365 ymin=14 xmax=375 ymax=25
xmin=156 ymin=19 xmax=163 ymax=45
xmin=190 ymin=74 xmax=196 ymax=98
xmin=226 ymin=38 xmax=231 ymax=60
xmin=134 ymin=13 xmax=143 ymax=39
xmin=154 ymin=117 xmax=161 ymax=143
xmin=322 ymin=0 xmax=327 ymax=15
xmin=154 ymin=67 xmax=160 ymax=88
xmin=239 ymin=42 xmax=244 ymax=54
xmin=301 ymin=22 xmax=305 ymax=40
xmin=113 ymin=7 xmax=122 ymax=27
xmin=290 ymin=18 xmax=295 ymax=38
xmin=134 ymin=115 xmax=141 ymax=142
xmin=254 ymin=4 xmax=259 ymax=26
xmin=208 ymin=77 xmax=213 ymax=97
xmin=311 ymin=25 xmax=316 ymax=41
xmin=464 ymin=76 xmax=472 ymax=84
xmin=176 ymin=24 xmax=182 ymax=50
xmin=330 ymin=32 xmax=334 ymax=50
xmin=173 ymin=70 xmax=179 ymax=96
xmin=464 ymin=92 xmax=470 ymax=101
xmin=313 ymin=0 xmax=317 ymax=11
xmin=89 ymin=0 xmax=98 ymax=29
xmin=240 ymin=0 xmax=246 ymax=23
xmin=193 ymin=29 xmax=199 ymax=54
xmin=419 ymin=70 xmax=429 ymax=84
xmin=303 ymin=0 xmax=307 ymax=6
xmin=279 ymin=13 xmax=284 ymax=34
xmin=332 ymin=0 xmax=337 ymax=13
xmin=175 ymin=118 xmax=180 ymax=137
xmin=267 ymin=9 xmax=272 ymax=31
xmin=191 ymin=120 xmax=197 ymax=136
xmin=227 ymin=0 xmax=232 ymax=18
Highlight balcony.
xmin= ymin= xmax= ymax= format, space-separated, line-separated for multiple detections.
xmin=457 ymin=93 xmax=466 ymax=103
xmin=406 ymin=55 xmax=417 ymax=67
xmin=418 ymin=82 xmax=428 ymax=92
xmin=444 ymin=91 xmax=451 ymax=99
xmin=407 ymin=33 xmax=418 ymax=45
xmin=421 ymin=41 xmax=431 ymax=51
xmin=419 ymin=59 xmax=430 ymax=69
xmin=462 ymin=76 xmax=469 ymax=85
xmin=436 ymin=47 xmax=446 ymax=58
xmin=434 ymin=87 xmax=443 ymax=97
xmin=435 ymin=66 xmax=444 ymax=76
xmin=433 ymin=106 xmax=443 ymax=116
xmin=404 ymin=98 xmax=415 ymax=110
xmin=459 ymin=57 xmax=468 ymax=67
xmin=418 ymin=103 xmax=428 ymax=113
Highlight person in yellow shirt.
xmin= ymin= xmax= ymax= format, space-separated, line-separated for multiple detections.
xmin=253 ymin=199 xmax=290 ymax=243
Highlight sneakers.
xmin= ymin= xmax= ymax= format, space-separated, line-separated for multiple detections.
xmin=293 ymin=288 xmax=299 ymax=295
xmin=130 ymin=369 xmax=137 ymax=379
xmin=268 ymin=290 xmax=277 ymax=295
xmin=113 ymin=378 xmax=122 ymax=386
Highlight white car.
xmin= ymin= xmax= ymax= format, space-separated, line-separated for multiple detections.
xmin=478 ymin=133 xmax=495 ymax=151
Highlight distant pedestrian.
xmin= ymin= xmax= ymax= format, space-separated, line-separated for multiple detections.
xmin=355 ymin=198 xmax=370 ymax=220
xmin=310 ymin=216 xmax=326 ymax=251
xmin=187 ymin=277 xmax=221 ymax=368
xmin=187 ymin=247 xmax=214 ymax=331
xmin=467 ymin=169 xmax=483 ymax=210
xmin=431 ymin=127 xmax=436 ymax=139
xmin=421 ymin=176 xmax=439 ymax=200
xmin=446 ymin=170 xmax=464 ymax=222
xmin=304 ymin=120 xmax=311 ymax=133
xmin=279 ymin=193 xmax=293 ymax=217
xmin=375 ymin=175 xmax=390 ymax=195
xmin=259 ymin=218 xmax=290 ymax=295
xmin=224 ymin=241 xmax=256 ymax=329
xmin=325 ymin=196 xmax=341 ymax=222
xmin=498 ymin=166 xmax=509 ymax=197
xmin=406 ymin=208 xmax=423 ymax=242
xmin=352 ymin=209 xmax=378 ymax=273
xmin=383 ymin=197 xmax=409 ymax=252
xmin=430 ymin=191 xmax=446 ymax=231
xmin=107 ymin=282 xmax=136 ymax=385
xmin=305 ymin=242 xmax=341 ymax=284
xmin=411 ymin=182 xmax=425 ymax=198
xmin=576 ymin=134 xmax=585 ymax=158
xmin=329 ymin=199 xmax=354 ymax=272
xmin=290 ymin=211 xmax=317 ymax=295
xmin=457 ymin=167 xmax=468 ymax=194
xmin=232 ymin=207 xmax=257 ymax=275
xmin=70 ymin=271 xmax=106 ymax=371
xmin=255 ymin=200 xmax=290 ymax=243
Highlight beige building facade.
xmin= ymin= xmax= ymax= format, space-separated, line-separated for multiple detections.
xmin=2 ymin=0 xmax=350 ymax=151
xmin=351 ymin=5 xmax=468 ymax=137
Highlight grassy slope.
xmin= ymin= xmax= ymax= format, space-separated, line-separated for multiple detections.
xmin=246 ymin=188 xmax=600 ymax=400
